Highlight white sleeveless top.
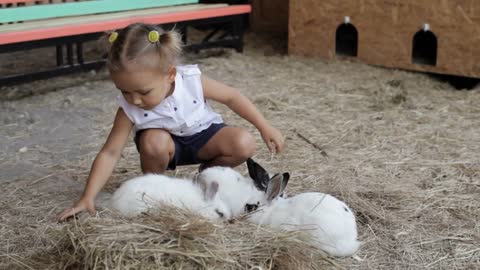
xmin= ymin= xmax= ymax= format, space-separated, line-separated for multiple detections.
xmin=117 ymin=65 xmax=223 ymax=136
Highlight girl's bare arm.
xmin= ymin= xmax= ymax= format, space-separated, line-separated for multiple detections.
xmin=202 ymin=76 xmax=269 ymax=130
xmin=57 ymin=108 xmax=133 ymax=221
xmin=202 ymin=75 xmax=284 ymax=153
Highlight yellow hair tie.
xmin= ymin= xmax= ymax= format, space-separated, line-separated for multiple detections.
xmin=108 ymin=32 xmax=118 ymax=44
xmin=148 ymin=30 xmax=160 ymax=43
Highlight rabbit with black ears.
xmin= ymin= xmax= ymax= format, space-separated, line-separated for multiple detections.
xmin=193 ymin=166 xmax=267 ymax=216
xmin=196 ymin=159 xmax=361 ymax=257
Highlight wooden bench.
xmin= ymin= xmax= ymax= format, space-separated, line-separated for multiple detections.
xmin=0 ymin=0 xmax=251 ymax=86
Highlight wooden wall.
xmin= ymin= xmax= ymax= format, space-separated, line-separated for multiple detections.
xmin=289 ymin=0 xmax=480 ymax=78
xmin=250 ymin=0 xmax=288 ymax=33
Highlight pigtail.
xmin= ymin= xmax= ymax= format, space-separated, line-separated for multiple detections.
xmin=97 ymin=31 xmax=113 ymax=53
xmin=157 ymin=30 xmax=182 ymax=68
xmin=105 ymin=25 xmax=137 ymax=71
xmin=104 ymin=23 xmax=183 ymax=72
xmin=159 ymin=30 xmax=182 ymax=52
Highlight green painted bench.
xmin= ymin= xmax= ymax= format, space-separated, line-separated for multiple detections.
xmin=0 ymin=0 xmax=251 ymax=85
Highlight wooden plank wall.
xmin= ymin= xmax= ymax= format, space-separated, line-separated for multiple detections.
xmin=250 ymin=0 xmax=288 ymax=33
xmin=289 ymin=0 xmax=480 ymax=78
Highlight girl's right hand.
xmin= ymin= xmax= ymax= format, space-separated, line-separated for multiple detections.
xmin=57 ymin=197 xmax=96 ymax=222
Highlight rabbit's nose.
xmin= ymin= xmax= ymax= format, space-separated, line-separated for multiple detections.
xmin=245 ymin=203 xmax=258 ymax=212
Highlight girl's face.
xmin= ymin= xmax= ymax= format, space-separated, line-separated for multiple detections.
xmin=111 ymin=67 xmax=176 ymax=110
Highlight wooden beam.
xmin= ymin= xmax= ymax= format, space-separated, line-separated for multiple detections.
xmin=0 ymin=0 xmax=199 ymax=23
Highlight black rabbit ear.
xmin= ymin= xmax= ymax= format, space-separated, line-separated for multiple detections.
xmin=247 ymin=158 xmax=270 ymax=191
xmin=280 ymin=172 xmax=290 ymax=191
xmin=265 ymin=173 xmax=287 ymax=202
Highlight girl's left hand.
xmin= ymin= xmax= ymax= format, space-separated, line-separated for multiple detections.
xmin=260 ymin=125 xmax=285 ymax=153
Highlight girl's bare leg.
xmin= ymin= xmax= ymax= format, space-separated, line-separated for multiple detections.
xmin=197 ymin=126 xmax=256 ymax=169
xmin=137 ymin=129 xmax=175 ymax=173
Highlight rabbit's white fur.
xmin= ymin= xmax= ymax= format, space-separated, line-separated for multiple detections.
xmin=110 ymin=174 xmax=231 ymax=220
xmin=248 ymin=192 xmax=360 ymax=257
xmin=196 ymin=161 xmax=361 ymax=257
xmin=194 ymin=167 xmax=266 ymax=217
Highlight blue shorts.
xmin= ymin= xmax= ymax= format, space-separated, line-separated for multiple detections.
xmin=134 ymin=123 xmax=226 ymax=170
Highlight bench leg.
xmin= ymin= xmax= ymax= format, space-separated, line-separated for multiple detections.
xmin=56 ymin=45 xmax=63 ymax=66
xmin=76 ymin=42 xmax=84 ymax=64
xmin=66 ymin=43 xmax=74 ymax=66
xmin=179 ymin=26 xmax=188 ymax=45
xmin=232 ymin=16 xmax=244 ymax=53
xmin=56 ymin=43 xmax=77 ymax=66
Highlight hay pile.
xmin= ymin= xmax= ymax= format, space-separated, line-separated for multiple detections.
xmin=32 ymin=207 xmax=334 ymax=270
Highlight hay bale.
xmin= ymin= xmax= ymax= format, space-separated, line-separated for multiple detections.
xmin=48 ymin=206 xmax=336 ymax=270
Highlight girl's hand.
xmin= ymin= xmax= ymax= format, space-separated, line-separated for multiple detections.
xmin=57 ymin=197 xmax=96 ymax=222
xmin=260 ymin=125 xmax=285 ymax=153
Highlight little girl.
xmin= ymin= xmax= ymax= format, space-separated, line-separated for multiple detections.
xmin=58 ymin=24 xmax=284 ymax=220
xmin=58 ymin=23 xmax=284 ymax=221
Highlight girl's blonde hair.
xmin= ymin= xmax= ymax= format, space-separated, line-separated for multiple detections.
xmin=106 ymin=23 xmax=182 ymax=73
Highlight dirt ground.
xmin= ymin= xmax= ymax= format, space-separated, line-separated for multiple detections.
xmin=1 ymin=32 xmax=479 ymax=269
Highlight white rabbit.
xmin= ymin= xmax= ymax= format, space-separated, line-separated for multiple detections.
xmin=196 ymin=159 xmax=361 ymax=257
xmin=194 ymin=166 xmax=266 ymax=217
xmin=245 ymin=158 xmax=361 ymax=257
xmin=110 ymin=174 xmax=232 ymax=221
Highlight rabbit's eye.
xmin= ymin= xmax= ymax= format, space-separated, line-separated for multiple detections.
xmin=245 ymin=204 xmax=258 ymax=213
xmin=215 ymin=209 xmax=224 ymax=218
